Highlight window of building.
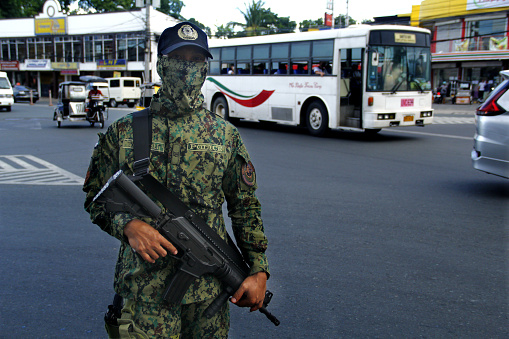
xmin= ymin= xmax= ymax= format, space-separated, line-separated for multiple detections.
xmin=435 ymin=22 xmax=462 ymax=53
xmin=466 ymin=18 xmax=507 ymax=51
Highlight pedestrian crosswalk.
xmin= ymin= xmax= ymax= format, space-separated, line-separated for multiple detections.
xmin=0 ymin=155 xmax=84 ymax=185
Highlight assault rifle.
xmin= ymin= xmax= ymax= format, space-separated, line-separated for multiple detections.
xmin=94 ymin=170 xmax=279 ymax=326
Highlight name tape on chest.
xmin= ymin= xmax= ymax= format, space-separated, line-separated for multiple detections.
xmin=187 ymin=143 xmax=225 ymax=153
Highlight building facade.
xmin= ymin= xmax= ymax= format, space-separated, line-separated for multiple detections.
xmin=0 ymin=0 xmax=178 ymax=97
xmin=411 ymin=0 xmax=509 ymax=93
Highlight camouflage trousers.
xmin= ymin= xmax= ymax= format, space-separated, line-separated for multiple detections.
xmin=110 ymin=298 xmax=230 ymax=338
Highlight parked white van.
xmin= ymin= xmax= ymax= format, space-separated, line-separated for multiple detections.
xmin=106 ymin=77 xmax=141 ymax=108
xmin=0 ymin=71 xmax=14 ymax=112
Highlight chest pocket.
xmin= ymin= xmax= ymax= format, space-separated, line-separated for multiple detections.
xmin=181 ymin=142 xmax=227 ymax=195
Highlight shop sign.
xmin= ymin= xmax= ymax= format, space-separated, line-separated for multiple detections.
xmin=61 ymin=69 xmax=79 ymax=75
xmin=97 ymin=59 xmax=127 ymax=70
xmin=25 ymin=59 xmax=52 ymax=70
xmin=52 ymin=62 xmax=78 ymax=70
xmin=467 ymin=0 xmax=509 ymax=11
xmin=35 ymin=18 xmax=67 ymax=35
xmin=0 ymin=61 xmax=20 ymax=70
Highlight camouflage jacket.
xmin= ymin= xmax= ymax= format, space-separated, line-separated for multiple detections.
xmin=83 ymin=101 xmax=269 ymax=304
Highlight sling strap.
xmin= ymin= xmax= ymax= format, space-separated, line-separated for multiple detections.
xmin=132 ymin=108 xmax=151 ymax=177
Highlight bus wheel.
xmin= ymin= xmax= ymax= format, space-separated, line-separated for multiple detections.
xmin=213 ymin=97 xmax=230 ymax=120
xmin=109 ymin=99 xmax=118 ymax=107
xmin=306 ymin=101 xmax=329 ymax=136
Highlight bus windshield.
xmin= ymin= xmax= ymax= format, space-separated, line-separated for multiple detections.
xmin=367 ymin=46 xmax=431 ymax=92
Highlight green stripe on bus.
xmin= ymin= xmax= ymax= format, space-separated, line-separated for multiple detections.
xmin=207 ymin=77 xmax=253 ymax=98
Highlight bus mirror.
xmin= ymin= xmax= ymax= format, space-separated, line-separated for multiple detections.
xmin=371 ymin=51 xmax=379 ymax=66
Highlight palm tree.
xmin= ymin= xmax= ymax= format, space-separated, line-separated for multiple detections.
xmin=230 ymin=0 xmax=270 ymax=36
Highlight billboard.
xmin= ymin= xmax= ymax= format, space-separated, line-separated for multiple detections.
xmin=467 ymin=0 xmax=509 ymax=10
xmin=35 ymin=18 xmax=67 ymax=35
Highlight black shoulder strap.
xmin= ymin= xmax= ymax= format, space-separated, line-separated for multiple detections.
xmin=132 ymin=108 xmax=151 ymax=176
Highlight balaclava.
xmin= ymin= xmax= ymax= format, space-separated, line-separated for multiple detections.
xmin=151 ymin=56 xmax=208 ymax=117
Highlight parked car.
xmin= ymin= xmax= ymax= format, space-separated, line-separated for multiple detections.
xmin=471 ymin=70 xmax=509 ymax=179
xmin=13 ymin=85 xmax=39 ymax=103
xmin=0 ymin=71 xmax=14 ymax=111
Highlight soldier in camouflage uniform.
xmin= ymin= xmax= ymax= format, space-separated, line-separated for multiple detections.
xmin=83 ymin=22 xmax=270 ymax=338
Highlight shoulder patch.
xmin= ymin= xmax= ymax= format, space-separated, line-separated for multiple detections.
xmin=241 ymin=161 xmax=256 ymax=187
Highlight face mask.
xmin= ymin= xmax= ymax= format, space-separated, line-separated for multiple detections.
xmin=154 ymin=57 xmax=208 ymax=115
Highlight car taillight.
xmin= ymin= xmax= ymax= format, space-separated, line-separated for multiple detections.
xmin=477 ymin=88 xmax=507 ymax=116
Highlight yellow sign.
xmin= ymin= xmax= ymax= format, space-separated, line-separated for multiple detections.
xmin=395 ymin=33 xmax=416 ymax=44
xmin=52 ymin=62 xmax=78 ymax=70
xmin=35 ymin=18 xmax=66 ymax=35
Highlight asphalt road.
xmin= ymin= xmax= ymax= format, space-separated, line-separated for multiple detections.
xmin=0 ymin=101 xmax=507 ymax=338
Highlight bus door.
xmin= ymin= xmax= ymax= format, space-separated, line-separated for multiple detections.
xmin=339 ymin=48 xmax=363 ymax=128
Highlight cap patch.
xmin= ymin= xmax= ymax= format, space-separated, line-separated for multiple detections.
xmin=178 ymin=25 xmax=198 ymax=41
xmin=241 ymin=161 xmax=256 ymax=187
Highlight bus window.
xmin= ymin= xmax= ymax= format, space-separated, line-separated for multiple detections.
xmin=312 ymin=60 xmax=332 ymax=75
xmin=236 ymin=62 xmax=251 ymax=74
xmin=291 ymin=61 xmax=309 ymax=75
xmin=253 ymin=45 xmax=270 ymax=59
xmin=237 ymin=46 xmax=252 ymax=60
xmin=209 ymin=61 xmax=220 ymax=75
xmin=291 ymin=42 xmax=310 ymax=59
xmin=312 ymin=40 xmax=334 ymax=58
xmin=254 ymin=61 xmax=269 ymax=74
xmin=366 ymin=46 xmax=431 ymax=92
xmin=222 ymin=47 xmax=235 ymax=60
xmin=271 ymin=43 xmax=289 ymax=58
xmin=272 ymin=61 xmax=288 ymax=75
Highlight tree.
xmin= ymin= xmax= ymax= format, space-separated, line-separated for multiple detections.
xmin=215 ymin=24 xmax=235 ymax=39
xmin=231 ymin=0 xmax=295 ymax=37
xmin=299 ymin=18 xmax=324 ymax=31
xmin=299 ymin=14 xmax=356 ymax=31
xmin=335 ymin=14 xmax=356 ymax=28
xmin=187 ymin=18 xmax=211 ymax=36
xmin=77 ymin=0 xmax=184 ymax=17
xmin=0 ymin=0 xmax=47 ymax=18
xmin=157 ymin=0 xmax=184 ymax=20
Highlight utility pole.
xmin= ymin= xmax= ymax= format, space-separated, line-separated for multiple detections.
xmin=346 ymin=0 xmax=349 ymax=28
xmin=145 ymin=0 xmax=151 ymax=83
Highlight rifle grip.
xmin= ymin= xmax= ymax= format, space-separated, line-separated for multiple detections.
xmin=162 ymin=268 xmax=198 ymax=304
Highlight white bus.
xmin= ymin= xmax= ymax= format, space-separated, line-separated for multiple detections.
xmin=203 ymin=25 xmax=433 ymax=136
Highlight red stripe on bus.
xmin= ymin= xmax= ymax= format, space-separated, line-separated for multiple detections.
xmin=220 ymin=89 xmax=275 ymax=108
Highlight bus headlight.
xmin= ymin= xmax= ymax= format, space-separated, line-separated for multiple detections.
xmin=420 ymin=111 xmax=433 ymax=118
xmin=377 ymin=113 xmax=395 ymax=120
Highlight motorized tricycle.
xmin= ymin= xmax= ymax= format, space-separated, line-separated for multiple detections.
xmin=53 ymin=76 xmax=109 ymax=128
xmin=450 ymin=80 xmax=472 ymax=104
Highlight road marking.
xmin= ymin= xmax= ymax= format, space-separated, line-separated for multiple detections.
xmin=0 ymin=155 xmax=85 ymax=185
xmin=433 ymin=117 xmax=474 ymax=124
xmin=386 ymin=129 xmax=472 ymax=140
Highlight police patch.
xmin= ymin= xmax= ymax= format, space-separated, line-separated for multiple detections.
xmin=241 ymin=161 xmax=256 ymax=187
xmin=178 ymin=25 xmax=198 ymax=40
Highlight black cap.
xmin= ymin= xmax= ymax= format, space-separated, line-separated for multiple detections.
xmin=158 ymin=22 xmax=212 ymax=59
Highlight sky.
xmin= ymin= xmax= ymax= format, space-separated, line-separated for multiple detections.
xmin=180 ymin=0 xmax=424 ymax=30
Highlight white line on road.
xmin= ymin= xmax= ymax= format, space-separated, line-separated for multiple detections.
xmin=0 ymin=155 xmax=85 ymax=185
xmin=386 ymin=129 xmax=472 ymax=140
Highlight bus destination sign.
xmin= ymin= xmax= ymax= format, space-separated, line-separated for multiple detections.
xmin=394 ymin=33 xmax=416 ymax=44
